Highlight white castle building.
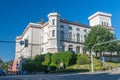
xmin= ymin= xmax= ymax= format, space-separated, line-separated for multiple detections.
xmin=15 ymin=11 xmax=114 ymax=60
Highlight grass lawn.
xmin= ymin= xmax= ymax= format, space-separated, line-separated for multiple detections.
xmin=66 ymin=60 xmax=119 ymax=72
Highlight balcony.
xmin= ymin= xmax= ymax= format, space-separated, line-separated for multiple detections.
xmin=60 ymin=38 xmax=83 ymax=44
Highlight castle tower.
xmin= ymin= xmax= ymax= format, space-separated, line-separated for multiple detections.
xmin=47 ymin=12 xmax=60 ymax=53
xmin=88 ymin=12 xmax=112 ymax=27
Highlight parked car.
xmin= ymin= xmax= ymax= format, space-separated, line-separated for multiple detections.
xmin=0 ymin=70 xmax=6 ymax=76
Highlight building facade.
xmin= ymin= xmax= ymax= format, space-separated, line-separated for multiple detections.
xmin=15 ymin=11 xmax=114 ymax=60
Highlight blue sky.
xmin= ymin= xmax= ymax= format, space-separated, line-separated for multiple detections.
xmin=0 ymin=0 xmax=120 ymax=62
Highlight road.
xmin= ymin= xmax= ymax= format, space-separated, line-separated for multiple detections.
xmin=0 ymin=71 xmax=120 ymax=80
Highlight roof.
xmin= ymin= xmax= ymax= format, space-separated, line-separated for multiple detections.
xmin=88 ymin=12 xmax=112 ymax=20
xmin=60 ymin=19 xmax=90 ymax=29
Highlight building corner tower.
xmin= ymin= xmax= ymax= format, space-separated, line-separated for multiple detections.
xmin=47 ymin=12 xmax=60 ymax=53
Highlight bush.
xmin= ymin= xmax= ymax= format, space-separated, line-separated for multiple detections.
xmin=49 ymin=64 xmax=56 ymax=71
xmin=51 ymin=69 xmax=90 ymax=73
xmin=77 ymin=54 xmax=90 ymax=65
xmin=51 ymin=51 xmax=75 ymax=68
xmin=94 ymin=67 xmax=108 ymax=71
xmin=51 ymin=53 xmax=58 ymax=65
xmin=33 ymin=54 xmax=45 ymax=62
xmin=43 ymin=53 xmax=52 ymax=66
xmin=22 ymin=62 xmax=47 ymax=72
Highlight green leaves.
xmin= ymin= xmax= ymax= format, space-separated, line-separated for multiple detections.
xmin=84 ymin=25 xmax=115 ymax=53
xmin=76 ymin=54 xmax=90 ymax=65
xmin=51 ymin=51 xmax=76 ymax=68
xmin=43 ymin=52 xmax=52 ymax=66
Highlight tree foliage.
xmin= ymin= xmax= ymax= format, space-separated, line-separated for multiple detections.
xmin=1 ymin=62 xmax=8 ymax=70
xmin=51 ymin=51 xmax=76 ymax=67
xmin=42 ymin=52 xmax=52 ymax=66
xmin=33 ymin=54 xmax=45 ymax=62
xmin=84 ymin=25 xmax=115 ymax=55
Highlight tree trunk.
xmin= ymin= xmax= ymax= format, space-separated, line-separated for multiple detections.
xmin=99 ymin=50 xmax=102 ymax=59
xmin=95 ymin=52 xmax=97 ymax=57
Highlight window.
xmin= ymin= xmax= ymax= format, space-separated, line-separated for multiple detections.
xmin=101 ymin=21 xmax=104 ymax=26
xmin=60 ymin=31 xmax=64 ymax=40
xmin=60 ymin=25 xmax=64 ymax=28
xmin=69 ymin=32 xmax=72 ymax=41
xmin=76 ymin=33 xmax=80 ymax=42
xmin=69 ymin=26 xmax=72 ymax=30
xmin=52 ymin=30 xmax=55 ymax=37
xmin=84 ymin=34 xmax=87 ymax=39
xmin=61 ymin=46 xmax=65 ymax=52
xmin=76 ymin=46 xmax=80 ymax=53
xmin=52 ymin=19 xmax=55 ymax=25
xmin=76 ymin=28 xmax=80 ymax=31
xmin=81 ymin=35 xmax=83 ymax=42
xmin=106 ymin=22 xmax=108 ymax=26
xmin=84 ymin=29 xmax=87 ymax=32
xmin=41 ymin=48 xmax=43 ymax=52
xmin=68 ymin=45 xmax=73 ymax=51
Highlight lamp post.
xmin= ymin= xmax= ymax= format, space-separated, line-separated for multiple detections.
xmin=91 ymin=39 xmax=120 ymax=72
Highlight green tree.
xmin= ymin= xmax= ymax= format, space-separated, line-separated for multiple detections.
xmin=116 ymin=41 xmax=120 ymax=55
xmin=42 ymin=52 xmax=52 ymax=66
xmin=33 ymin=54 xmax=45 ymax=62
xmin=51 ymin=51 xmax=75 ymax=67
xmin=1 ymin=62 xmax=8 ymax=70
xmin=106 ymin=42 xmax=117 ymax=61
xmin=84 ymin=25 xmax=114 ymax=58
xmin=51 ymin=53 xmax=58 ymax=66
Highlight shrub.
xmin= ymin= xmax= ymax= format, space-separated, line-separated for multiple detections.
xmin=43 ymin=52 xmax=52 ymax=66
xmin=51 ymin=51 xmax=75 ymax=68
xmin=33 ymin=54 xmax=45 ymax=62
xmin=77 ymin=54 xmax=90 ymax=65
xmin=51 ymin=53 xmax=58 ymax=65
xmin=22 ymin=62 xmax=47 ymax=72
xmin=49 ymin=64 xmax=56 ymax=71
xmin=51 ymin=69 xmax=90 ymax=73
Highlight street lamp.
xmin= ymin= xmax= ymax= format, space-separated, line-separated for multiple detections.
xmin=91 ymin=39 xmax=120 ymax=72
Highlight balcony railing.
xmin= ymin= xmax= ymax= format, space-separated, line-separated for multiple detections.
xmin=60 ymin=38 xmax=83 ymax=44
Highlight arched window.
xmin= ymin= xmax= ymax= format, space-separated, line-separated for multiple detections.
xmin=101 ymin=21 xmax=104 ymax=26
xmin=84 ymin=34 xmax=87 ymax=40
xmin=69 ymin=32 xmax=72 ymax=41
xmin=106 ymin=22 xmax=108 ymax=26
xmin=76 ymin=46 xmax=80 ymax=53
xmin=76 ymin=33 xmax=80 ymax=42
xmin=61 ymin=45 xmax=65 ymax=52
xmin=60 ymin=31 xmax=64 ymax=40
xmin=68 ymin=45 xmax=73 ymax=51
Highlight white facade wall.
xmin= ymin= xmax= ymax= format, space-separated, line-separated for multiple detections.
xmin=19 ymin=27 xmax=32 ymax=58
xmin=31 ymin=28 xmax=41 ymax=56
xmin=89 ymin=16 xmax=100 ymax=26
xmin=59 ymin=22 xmax=90 ymax=53
xmin=99 ymin=16 xmax=112 ymax=26
xmin=15 ymin=11 xmax=114 ymax=60
xmin=15 ymin=36 xmax=22 ymax=59
xmin=89 ymin=12 xmax=112 ymax=27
